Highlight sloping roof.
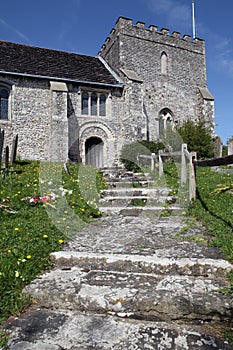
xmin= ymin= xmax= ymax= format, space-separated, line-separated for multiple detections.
xmin=121 ymin=68 xmax=143 ymax=82
xmin=0 ymin=40 xmax=121 ymax=86
xmin=198 ymin=87 xmax=214 ymax=101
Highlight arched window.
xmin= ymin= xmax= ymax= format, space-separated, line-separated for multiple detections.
xmin=91 ymin=93 xmax=97 ymax=116
xmin=81 ymin=92 xmax=89 ymax=115
xmin=161 ymin=52 xmax=168 ymax=75
xmin=99 ymin=94 xmax=106 ymax=116
xmin=0 ymin=86 xmax=10 ymax=120
xmin=159 ymin=108 xmax=174 ymax=137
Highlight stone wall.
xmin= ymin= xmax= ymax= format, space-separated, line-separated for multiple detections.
xmin=99 ymin=17 xmax=214 ymax=143
xmin=0 ymin=75 xmax=52 ymax=160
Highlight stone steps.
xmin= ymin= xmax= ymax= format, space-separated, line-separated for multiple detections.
xmin=5 ymin=309 xmax=233 ymax=350
xmin=22 ymin=252 xmax=233 ymax=324
xmin=99 ymin=171 xmax=180 ymax=216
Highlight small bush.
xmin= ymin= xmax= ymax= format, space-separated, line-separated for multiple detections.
xmin=176 ymin=118 xmax=214 ymax=159
xmin=120 ymin=140 xmax=166 ymax=171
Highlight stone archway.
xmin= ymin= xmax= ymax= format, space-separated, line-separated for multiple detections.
xmin=159 ymin=108 xmax=174 ymax=137
xmin=85 ymin=137 xmax=104 ymax=168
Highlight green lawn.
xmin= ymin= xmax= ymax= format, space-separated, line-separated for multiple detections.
xmin=0 ymin=161 xmax=106 ymax=323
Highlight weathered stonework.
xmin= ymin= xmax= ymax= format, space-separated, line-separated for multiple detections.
xmin=0 ymin=17 xmax=215 ymax=167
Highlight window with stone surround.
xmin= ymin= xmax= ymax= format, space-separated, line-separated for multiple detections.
xmin=159 ymin=108 xmax=174 ymax=136
xmin=81 ymin=91 xmax=107 ymax=116
xmin=161 ymin=52 xmax=168 ymax=75
xmin=0 ymin=84 xmax=10 ymax=120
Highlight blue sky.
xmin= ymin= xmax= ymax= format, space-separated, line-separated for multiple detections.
xmin=0 ymin=0 xmax=232 ymax=144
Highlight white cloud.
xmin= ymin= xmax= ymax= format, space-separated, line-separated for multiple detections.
xmin=0 ymin=19 xmax=31 ymax=43
xmin=147 ymin=0 xmax=191 ymax=30
xmin=207 ymin=33 xmax=233 ymax=78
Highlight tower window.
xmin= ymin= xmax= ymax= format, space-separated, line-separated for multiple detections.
xmin=161 ymin=52 xmax=168 ymax=75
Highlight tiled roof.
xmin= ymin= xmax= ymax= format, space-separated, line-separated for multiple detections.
xmin=0 ymin=40 xmax=120 ymax=86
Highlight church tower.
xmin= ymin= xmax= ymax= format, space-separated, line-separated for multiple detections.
xmin=99 ymin=16 xmax=214 ymax=142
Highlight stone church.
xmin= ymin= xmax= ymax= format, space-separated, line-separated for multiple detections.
xmin=0 ymin=16 xmax=214 ymax=167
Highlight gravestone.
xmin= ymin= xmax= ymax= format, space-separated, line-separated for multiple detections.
xmin=228 ymin=140 xmax=233 ymax=155
xmin=4 ymin=146 xmax=9 ymax=169
xmin=214 ymin=136 xmax=222 ymax=158
xmin=0 ymin=128 xmax=4 ymax=166
xmin=10 ymin=134 xmax=18 ymax=164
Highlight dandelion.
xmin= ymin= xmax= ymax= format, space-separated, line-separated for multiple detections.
xmin=26 ymin=255 xmax=32 ymax=259
xmin=58 ymin=239 xmax=64 ymax=244
xmin=7 ymin=249 xmax=11 ymax=253
xmin=15 ymin=227 xmax=19 ymax=231
xmin=81 ymin=208 xmax=85 ymax=212
xmin=43 ymin=234 xmax=48 ymax=238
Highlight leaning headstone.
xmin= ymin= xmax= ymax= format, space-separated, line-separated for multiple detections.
xmin=10 ymin=134 xmax=18 ymax=164
xmin=228 ymin=140 xmax=233 ymax=155
xmin=4 ymin=146 xmax=9 ymax=170
xmin=0 ymin=128 xmax=4 ymax=166
xmin=213 ymin=136 xmax=222 ymax=158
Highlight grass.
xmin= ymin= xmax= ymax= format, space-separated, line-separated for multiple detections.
xmin=0 ymin=160 xmax=107 ymax=324
xmin=156 ymin=163 xmax=233 ymax=261
xmin=188 ymin=166 xmax=233 ymax=262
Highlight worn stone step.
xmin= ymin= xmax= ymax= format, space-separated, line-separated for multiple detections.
xmin=99 ymin=196 xmax=174 ymax=207
xmin=100 ymin=187 xmax=171 ymax=197
xmin=5 ymin=309 xmax=233 ymax=350
xmin=99 ymin=197 xmax=147 ymax=207
xmin=107 ymin=180 xmax=155 ymax=188
xmin=51 ymin=251 xmax=233 ymax=278
xmin=99 ymin=205 xmax=182 ymax=216
xmin=22 ymin=266 xmax=233 ymax=324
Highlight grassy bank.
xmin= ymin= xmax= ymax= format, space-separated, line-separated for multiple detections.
xmin=189 ymin=167 xmax=233 ymax=262
xmin=0 ymin=161 xmax=106 ymax=323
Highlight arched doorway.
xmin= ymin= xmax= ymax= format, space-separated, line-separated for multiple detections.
xmin=159 ymin=108 xmax=174 ymax=137
xmin=85 ymin=137 xmax=104 ymax=168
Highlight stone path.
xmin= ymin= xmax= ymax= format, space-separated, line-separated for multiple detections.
xmin=3 ymin=170 xmax=233 ymax=350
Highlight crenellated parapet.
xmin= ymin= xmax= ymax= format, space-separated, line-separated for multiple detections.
xmin=99 ymin=16 xmax=205 ymax=56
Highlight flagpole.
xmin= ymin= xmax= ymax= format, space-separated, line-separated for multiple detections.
xmin=192 ymin=0 xmax=196 ymax=39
